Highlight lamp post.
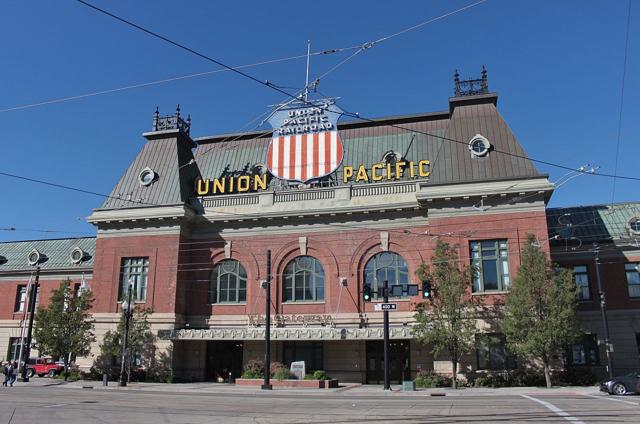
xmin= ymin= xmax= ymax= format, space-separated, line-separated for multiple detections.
xmin=593 ymin=243 xmax=614 ymax=379
xmin=20 ymin=266 xmax=40 ymax=382
xmin=118 ymin=282 xmax=134 ymax=387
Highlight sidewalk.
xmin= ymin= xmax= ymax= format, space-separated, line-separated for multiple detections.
xmin=46 ymin=380 xmax=603 ymax=398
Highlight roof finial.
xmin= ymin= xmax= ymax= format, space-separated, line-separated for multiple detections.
xmin=454 ymin=69 xmax=460 ymax=83
xmin=175 ymin=104 xmax=181 ymax=119
xmin=153 ymin=106 xmax=160 ymax=131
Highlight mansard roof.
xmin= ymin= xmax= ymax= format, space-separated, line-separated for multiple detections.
xmin=93 ymin=92 xmax=542 ymax=212
xmin=0 ymin=237 xmax=95 ymax=273
xmin=546 ymin=202 xmax=640 ymax=245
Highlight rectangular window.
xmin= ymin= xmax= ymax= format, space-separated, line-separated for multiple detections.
xmin=568 ymin=334 xmax=600 ymax=366
xmin=7 ymin=337 xmax=22 ymax=362
xmin=14 ymin=285 xmax=27 ymax=312
xmin=573 ymin=265 xmax=591 ymax=301
xmin=283 ymin=341 xmax=324 ymax=373
xmin=119 ymin=257 xmax=149 ymax=302
xmin=471 ymin=240 xmax=510 ymax=293
xmin=476 ymin=334 xmax=517 ymax=370
xmin=625 ymin=263 xmax=640 ymax=299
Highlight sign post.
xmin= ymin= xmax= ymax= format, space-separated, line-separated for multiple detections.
xmin=383 ymin=280 xmax=390 ymax=391
xmin=262 ymin=250 xmax=272 ymax=390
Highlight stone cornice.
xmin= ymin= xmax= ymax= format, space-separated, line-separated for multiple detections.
xmin=87 ymin=204 xmax=196 ymax=226
xmin=417 ymin=177 xmax=554 ymax=203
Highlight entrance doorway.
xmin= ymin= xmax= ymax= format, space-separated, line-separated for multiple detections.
xmin=206 ymin=341 xmax=243 ymax=382
xmin=366 ymin=340 xmax=410 ymax=384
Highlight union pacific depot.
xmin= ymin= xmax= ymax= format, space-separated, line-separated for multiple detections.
xmin=1 ymin=72 xmax=639 ymax=384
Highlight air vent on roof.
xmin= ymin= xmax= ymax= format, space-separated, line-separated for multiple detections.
xmin=0 ymin=255 xmax=6 ymax=265
xmin=629 ymin=217 xmax=640 ymax=235
xmin=27 ymin=249 xmax=46 ymax=266
xmin=71 ymin=247 xmax=90 ymax=264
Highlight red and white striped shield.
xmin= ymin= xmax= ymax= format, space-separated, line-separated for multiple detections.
xmin=266 ymin=131 xmax=343 ymax=182
xmin=266 ymin=100 xmax=344 ymax=183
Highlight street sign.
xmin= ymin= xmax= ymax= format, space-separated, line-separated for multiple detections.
xmin=374 ymin=303 xmax=398 ymax=311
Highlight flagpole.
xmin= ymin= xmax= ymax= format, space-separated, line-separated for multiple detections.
xmin=304 ymin=40 xmax=311 ymax=102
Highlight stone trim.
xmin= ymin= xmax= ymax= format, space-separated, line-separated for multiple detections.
xmin=163 ymin=325 xmax=415 ymax=341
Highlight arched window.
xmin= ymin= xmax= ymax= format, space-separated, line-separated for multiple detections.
xmin=209 ymin=259 xmax=247 ymax=304
xmin=283 ymin=256 xmax=325 ymax=302
xmin=364 ymin=252 xmax=409 ymax=299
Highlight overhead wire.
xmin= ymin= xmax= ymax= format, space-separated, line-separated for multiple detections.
xmin=0 ymin=55 xmax=315 ymax=113
xmin=74 ymin=0 xmax=303 ymax=104
xmin=610 ymin=0 xmax=632 ymax=205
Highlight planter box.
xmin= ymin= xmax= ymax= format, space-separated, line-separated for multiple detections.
xmin=402 ymin=380 xmax=416 ymax=391
xmin=236 ymin=378 xmax=338 ymax=389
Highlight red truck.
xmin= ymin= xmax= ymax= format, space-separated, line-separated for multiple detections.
xmin=25 ymin=357 xmax=65 ymax=378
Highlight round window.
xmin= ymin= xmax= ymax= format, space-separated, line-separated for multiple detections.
xmin=139 ymin=167 xmax=157 ymax=186
xmin=468 ymin=134 xmax=491 ymax=157
xmin=629 ymin=218 xmax=640 ymax=234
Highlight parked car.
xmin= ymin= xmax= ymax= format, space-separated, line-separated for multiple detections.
xmin=600 ymin=372 xmax=640 ymax=395
xmin=25 ymin=357 xmax=65 ymax=378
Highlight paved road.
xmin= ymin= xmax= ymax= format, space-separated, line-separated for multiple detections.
xmin=0 ymin=385 xmax=638 ymax=423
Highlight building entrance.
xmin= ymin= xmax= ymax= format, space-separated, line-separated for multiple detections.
xmin=205 ymin=341 xmax=243 ymax=382
xmin=366 ymin=340 xmax=410 ymax=384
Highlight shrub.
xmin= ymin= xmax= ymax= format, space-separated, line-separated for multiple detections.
xmin=241 ymin=359 xmax=265 ymax=379
xmin=312 ymin=370 xmax=327 ymax=381
xmin=473 ymin=369 xmax=549 ymax=388
xmin=272 ymin=366 xmax=292 ymax=381
xmin=303 ymin=374 xmax=315 ymax=380
xmin=269 ymin=362 xmax=286 ymax=377
xmin=414 ymin=370 xmax=452 ymax=388
xmin=554 ymin=368 xmax=599 ymax=386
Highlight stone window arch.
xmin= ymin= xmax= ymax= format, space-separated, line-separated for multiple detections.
xmin=283 ymin=256 xmax=325 ymax=302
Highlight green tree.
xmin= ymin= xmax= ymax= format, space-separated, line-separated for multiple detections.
xmin=33 ymin=279 xmax=95 ymax=381
xmin=502 ymin=234 xmax=581 ymax=388
xmin=412 ymin=240 xmax=478 ymax=389
xmin=93 ymin=307 xmax=163 ymax=382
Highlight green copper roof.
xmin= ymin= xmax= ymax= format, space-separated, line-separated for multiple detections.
xmin=0 ymin=237 xmax=95 ymax=272
xmin=546 ymin=202 xmax=640 ymax=243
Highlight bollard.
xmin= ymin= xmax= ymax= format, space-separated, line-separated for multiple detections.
xmin=103 ymin=373 xmax=108 ymax=386
xmin=228 ymin=372 xmax=232 ymax=384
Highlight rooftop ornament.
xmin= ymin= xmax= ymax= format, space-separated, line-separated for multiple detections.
xmin=454 ymin=65 xmax=489 ymax=97
xmin=152 ymin=104 xmax=191 ymax=135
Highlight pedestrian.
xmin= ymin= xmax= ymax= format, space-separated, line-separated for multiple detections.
xmin=9 ymin=361 xmax=18 ymax=387
xmin=3 ymin=361 xmax=12 ymax=387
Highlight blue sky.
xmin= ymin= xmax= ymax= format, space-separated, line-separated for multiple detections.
xmin=0 ymin=0 xmax=637 ymax=242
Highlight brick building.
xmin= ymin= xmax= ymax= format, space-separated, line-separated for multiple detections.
xmin=1 ymin=74 xmax=638 ymax=383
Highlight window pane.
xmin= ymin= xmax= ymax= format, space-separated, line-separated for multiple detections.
xmin=211 ymin=260 xmax=247 ymax=304
xmin=481 ymin=240 xmax=495 ymax=250
xmin=120 ymin=257 xmax=149 ymax=301
xmin=284 ymin=256 xmax=324 ymax=302
xmin=482 ymin=259 xmax=499 ymax=290
xmin=364 ymin=252 xmax=410 ymax=299
xmin=470 ymin=240 xmax=508 ymax=293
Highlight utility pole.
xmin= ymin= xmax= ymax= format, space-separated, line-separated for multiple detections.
xmin=593 ymin=243 xmax=614 ymax=378
xmin=20 ymin=266 xmax=40 ymax=382
xmin=383 ymin=280 xmax=390 ymax=391
xmin=118 ymin=282 xmax=134 ymax=387
xmin=262 ymin=250 xmax=272 ymax=390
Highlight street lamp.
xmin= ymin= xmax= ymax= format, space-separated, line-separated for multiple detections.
xmin=118 ymin=281 xmax=134 ymax=387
